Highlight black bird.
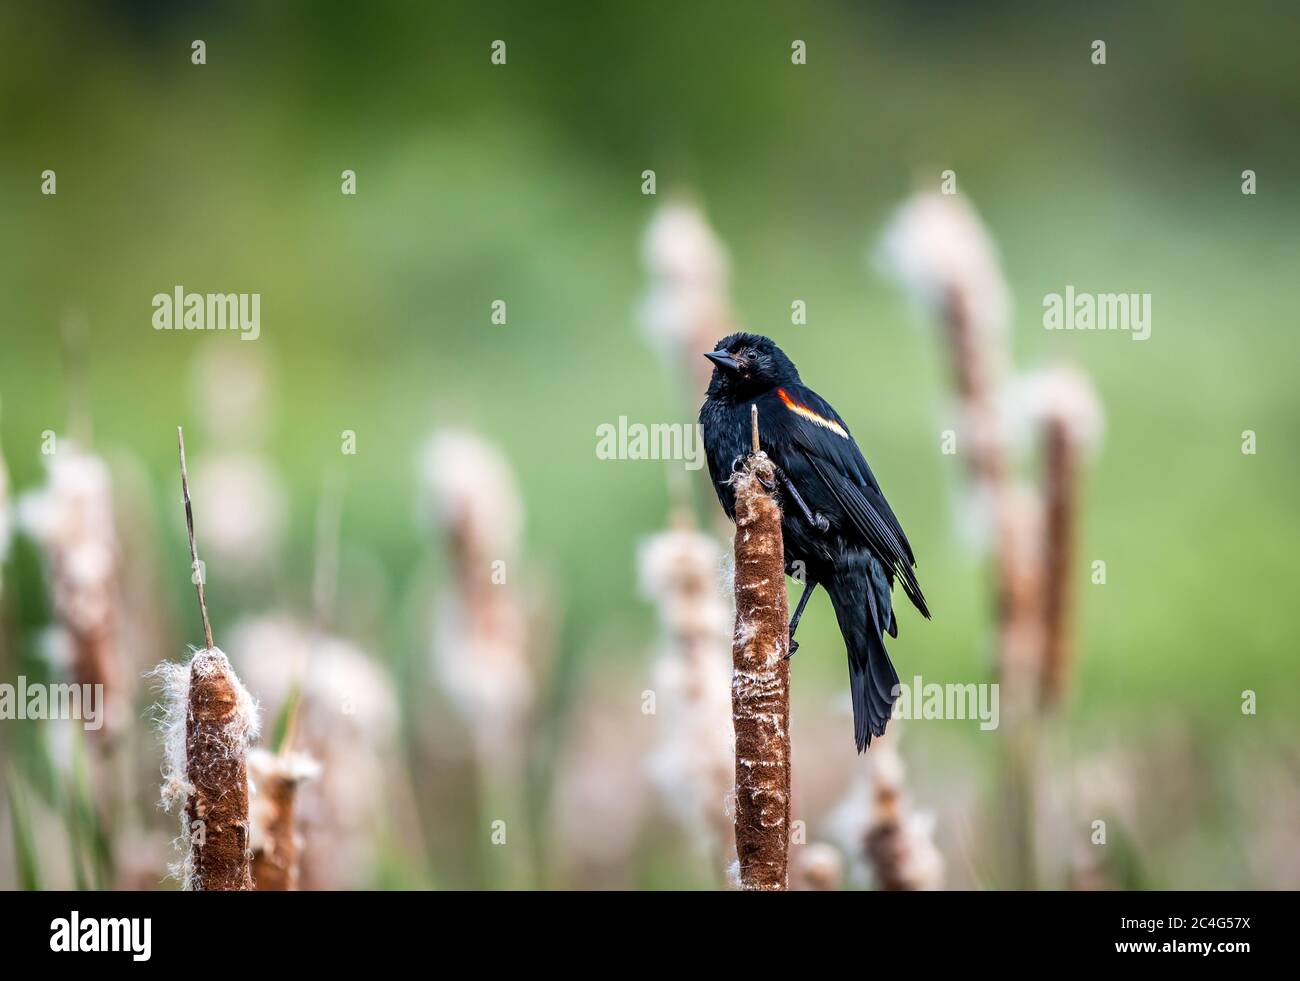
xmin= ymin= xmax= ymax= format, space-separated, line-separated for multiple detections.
xmin=700 ymin=332 xmax=930 ymax=751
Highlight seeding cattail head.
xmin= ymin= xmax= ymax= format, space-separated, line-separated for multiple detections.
xmin=231 ymin=616 xmax=399 ymax=751
xmin=1000 ymin=363 xmax=1104 ymax=708
xmin=17 ymin=439 xmax=122 ymax=725
xmin=189 ymin=346 xmax=273 ymax=447
xmin=1001 ymin=364 xmax=1105 ymax=461
xmin=639 ymin=525 xmax=734 ymax=859
xmin=248 ymin=747 xmax=321 ymax=891
xmin=829 ymin=729 xmax=944 ymax=891
xmin=639 ymin=200 xmax=734 ymax=394
xmin=876 ymin=191 xmax=1011 ymax=342
xmin=154 ymin=646 xmax=260 ymax=890
xmin=421 ymin=429 xmax=531 ymax=758
xmin=230 ymin=614 xmax=399 ymax=888
xmin=420 ymin=428 xmax=523 ymax=566
xmin=637 ymin=525 xmax=732 ymax=645
xmin=550 ymin=671 xmax=652 ymax=888
xmin=189 ymin=452 xmax=287 ymax=576
xmin=796 ymin=842 xmax=846 ymax=891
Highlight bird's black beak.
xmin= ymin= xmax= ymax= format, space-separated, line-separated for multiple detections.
xmin=704 ymin=351 xmax=740 ymax=373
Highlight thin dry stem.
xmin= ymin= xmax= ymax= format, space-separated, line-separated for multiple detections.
xmin=177 ymin=427 xmax=213 ymax=650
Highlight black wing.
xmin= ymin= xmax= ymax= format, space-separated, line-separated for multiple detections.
xmin=777 ymin=383 xmax=930 ymax=620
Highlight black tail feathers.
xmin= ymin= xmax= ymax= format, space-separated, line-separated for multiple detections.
xmin=847 ymin=630 xmax=900 ymax=751
xmin=827 ymin=554 xmax=901 ymax=752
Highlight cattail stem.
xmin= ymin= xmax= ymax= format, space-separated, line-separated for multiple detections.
xmin=944 ymin=272 xmax=1038 ymax=890
xmin=1040 ymin=418 xmax=1078 ymax=710
xmin=729 ymin=409 xmax=791 ymax=890
xmin=177 ymin=427 xmax=213 ymax=650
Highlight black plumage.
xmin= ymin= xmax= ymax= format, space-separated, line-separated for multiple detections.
xmin=699 ymin=332 xmax=930 ymax=751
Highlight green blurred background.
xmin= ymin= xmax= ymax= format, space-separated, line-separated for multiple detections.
xmin=1 ymin=1 xmax=1297 ymax=889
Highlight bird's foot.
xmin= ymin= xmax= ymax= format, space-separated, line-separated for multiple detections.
xmin=785 ymin=636 xmax=800 ymax=659
xmin=733 ymin=453 xmax=776 ymax=490
xmin=814 ymin=512 xmax=830 ymax=533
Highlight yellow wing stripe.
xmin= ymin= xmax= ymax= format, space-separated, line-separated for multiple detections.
xmin=777 ymin=388 xmax=849 ymax=439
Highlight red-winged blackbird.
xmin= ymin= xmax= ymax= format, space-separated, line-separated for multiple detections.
xmin=700 ymin=332 xmax=930 ymax=751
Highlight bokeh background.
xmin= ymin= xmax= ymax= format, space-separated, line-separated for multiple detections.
xmin=1 ymin=0 xmax=1297 ymax=890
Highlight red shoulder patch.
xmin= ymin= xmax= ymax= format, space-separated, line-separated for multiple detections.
xmin=777 ymin=388 xmax=849 ymax=439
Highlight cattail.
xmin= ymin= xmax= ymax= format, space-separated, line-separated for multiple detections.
xmin=549 ymin=670 xmax=652 ymax=888
xmin=795 ymin=842 xmax=845 ymax=891
xmin=728 ymin=407 xmax=791 ymax=891
xmin=421 ymin=428 xmax=535 ymax=886
xmin=828 ymin=728 xmax=944 ymax=890
xmin=639 ymin=515 xmax=735 ymax=862
xmin=877 ymin=192 xmax=1040 ymax=702
xmin=17 ymin=439 xmax=122 ymax=731
xmin=185 ymin=347 xmax=284 ymax=578
xmin=861 ymin=731 xmax=944 ymax=890
xmin=878 ymin=192 xmax=1041 ymax=886
xmin=639 ymin=199 xmax=735 ymax=397
xmin=248 ymin=748 xmax=320 ymax=891
xmin=189 ymin=452 xmax=286 ymax=577
xmin=421 ymin=430 xmax=531 ymax=756
xmin=1011 ymin=366 xmax=1103 ymax=709
xmin=189 ymin=346 xmax=272 ymax=447
xmin=230 ymin=614 xmax=398 ymax=889
xmin=153 ymin=428 xmax=259 ymax=891
xmin=156 ymin=648 xmax=259 ymax=890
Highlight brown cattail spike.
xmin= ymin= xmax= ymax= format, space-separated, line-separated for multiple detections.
xmin=183 ymin=648 xmax=256 ymax=890
xmin=249 ymin=748 xmax=320 ymax=891
xmin=728 ymin=415 xmax=792 ymax=891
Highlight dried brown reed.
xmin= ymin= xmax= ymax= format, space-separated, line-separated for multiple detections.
xmin=17 ymin=440 xmax=122 ymax=732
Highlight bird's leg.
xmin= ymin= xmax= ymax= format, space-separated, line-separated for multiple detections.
xmin=773 ymin=464 xmax=830 ymax=532
xmin=786 ymin=578 xmax=817 ymax=658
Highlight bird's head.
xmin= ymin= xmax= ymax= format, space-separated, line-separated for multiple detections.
xmin=704 ymin=332 xmax=800 ymax=400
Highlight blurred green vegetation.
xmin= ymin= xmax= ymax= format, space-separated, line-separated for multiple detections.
xmin=1 ymin=1 xmax=1297 ymax=889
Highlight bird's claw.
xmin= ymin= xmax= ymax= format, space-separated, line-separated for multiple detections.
xmin=730 ymin=454 xmax=746 ymax=475
xmin=814 ymin=512 xmax=830 ymax=533
xmin=785 ymin=637 xmax=799 ymax=659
